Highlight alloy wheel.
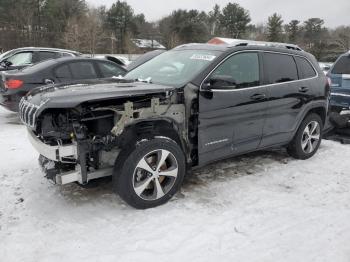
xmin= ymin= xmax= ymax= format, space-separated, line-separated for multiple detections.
xmin=133 ymin=149 xmax=179 ymax=201
xmin=301 ymin=121 xmax=321 ymax=154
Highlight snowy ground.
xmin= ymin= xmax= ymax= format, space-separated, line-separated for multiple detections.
xmin=0 ymin=107 xmax=350 ymax=262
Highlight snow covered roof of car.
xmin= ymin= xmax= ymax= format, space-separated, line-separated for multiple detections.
xmin=131 ymin=39 xmax=166 ymax=49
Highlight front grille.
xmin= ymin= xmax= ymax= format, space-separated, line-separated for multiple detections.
xmin=19 ymin=98 xmax=40 ymax=128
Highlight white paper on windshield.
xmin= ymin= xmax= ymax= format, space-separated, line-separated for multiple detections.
xmin=190 ymin=54 xmax=216 ymax=61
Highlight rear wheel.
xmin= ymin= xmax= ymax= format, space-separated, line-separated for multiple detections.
xmin=113 ymin=137 xmax=186 ymax=209
xmin=287 ymin=113 xmax=323 ymax=160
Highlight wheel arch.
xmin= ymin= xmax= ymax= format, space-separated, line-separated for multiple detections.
xmin=296 ymin=103 xmax=328 ymax=131
xmin=119 ymin=118 xmax=189 ymax=158
xmin=308 ymin=106 xmax=327 ymax=126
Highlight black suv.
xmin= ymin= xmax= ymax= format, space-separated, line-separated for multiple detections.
xmin=20 ymin=40 xmax=329 ymax=209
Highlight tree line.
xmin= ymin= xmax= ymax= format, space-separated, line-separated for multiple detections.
xmin=0 ymin=0 xmax=349 ymax=61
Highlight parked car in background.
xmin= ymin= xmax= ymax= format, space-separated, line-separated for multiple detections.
xmin=319 ymin=62 xmax=333 ymax=75
xmin=0 ymin=47 xmax=81 ymax=72
xmin=327 ymin=51 xmax=350 ymax=112
xmin=0 ymin=57 xmax=126 ymax=111
xmin=20 ymin=40 xmax=329 ymax=209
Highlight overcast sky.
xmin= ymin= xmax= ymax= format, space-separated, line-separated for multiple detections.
xmin=87 ymin=0 xmax=349 ymax=27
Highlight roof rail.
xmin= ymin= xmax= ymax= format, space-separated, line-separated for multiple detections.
xmin=227 ymin=39 xmax=303 ymax=51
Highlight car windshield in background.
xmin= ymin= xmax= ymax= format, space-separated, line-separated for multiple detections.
xmin=332 ymin=56 xmax=350 ymax=75
xmin=124 ymin=50 xmax=221 ymax=86
xmin=0 ymin=50 xmax=14 ymax=61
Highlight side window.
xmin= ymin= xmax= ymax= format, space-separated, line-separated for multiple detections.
xmin=54 ymin=65 xmax=72 ymax=81
xmin=263 ymin=53 xmax=298 ymax=84
xmin=331 ymin=56 xmax=350 ymax=75
xmin=69 ymin=62 xmax=98 ymax=80
xmin=295 ymin=57 xmax=317 ymax=79
xmin=208 ymin=52 xmax=260 ymax=89
xmin=98 ymin=62 xmax=126 ymax=78
xmin=38 ymin=52 xmax=58 ymax=62
xmin=6 ymin=52 xmax=33 ymax=66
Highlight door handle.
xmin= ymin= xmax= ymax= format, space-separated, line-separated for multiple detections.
xmin=250 ymin=94 xmax=266 ymax=101
xmin=44 ymin=79 xmax=55 ymax=85
xmin=299 ymin=86 xmax=309 ymax=93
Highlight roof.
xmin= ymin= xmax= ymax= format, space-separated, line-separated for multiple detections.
xmin=131 ymin=39 xmax=166 ymax=49
xmin=174 ymin=43 xmax=228 ymax=52
xmin=5 ymin=47 xmax=81 ymax=55
xmin=172 ymin=43 xmax=314 ymax=62
xmin=208 ymin=37 xmax=303 ymax=51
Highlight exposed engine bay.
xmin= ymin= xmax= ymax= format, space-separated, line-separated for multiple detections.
xmin=30 ymin=93 xmax=190 ymax=185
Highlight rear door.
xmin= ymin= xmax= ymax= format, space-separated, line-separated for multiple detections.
xmin=328 ymin=55 xmax=350 ymax=108
xmin=260 ymin=52 xmax=316 ymax=147
xmin=198 ymin=51 xmax=268 ymax=165
xmin=53 ymin=64 xmax=73 ymax=83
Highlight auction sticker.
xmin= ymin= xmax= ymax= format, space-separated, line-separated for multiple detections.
xmin=190 ymin=54 xmax=216 ymax=61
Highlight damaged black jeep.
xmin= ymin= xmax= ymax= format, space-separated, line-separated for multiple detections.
xmin=20 ymin=41 xmax=329 ymax=209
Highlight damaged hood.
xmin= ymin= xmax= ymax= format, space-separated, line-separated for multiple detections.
xmin=25 ymin=80 xmax=176 ymax=109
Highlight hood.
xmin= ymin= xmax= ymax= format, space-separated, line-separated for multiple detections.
xmin=26 ymin=80 xmax=176 ymax=110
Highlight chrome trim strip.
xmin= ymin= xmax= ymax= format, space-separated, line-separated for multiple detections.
xmin=331 ymin=93 xmax=350 ymax=97
xmin=200 ymin=50 xmax=319 ymax=93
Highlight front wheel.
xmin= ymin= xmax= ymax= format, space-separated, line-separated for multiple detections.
xmin=113 ymin=137 xmax=186 ymax=209
xmin=287 ymin=113 xmax=323 ymax=160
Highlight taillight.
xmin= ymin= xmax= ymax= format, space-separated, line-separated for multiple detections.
xmin=5 ymin=79 xmax=24 ymax=89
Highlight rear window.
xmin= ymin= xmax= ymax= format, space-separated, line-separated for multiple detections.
xmin=97 ymin=62 xmax=126 ymax=78
xmin=332 ymin=56 xmax=350 ymax=74
xmin=263 ymin=53 xmax=298 ymax=84
xmin=295 ymin=57 xmax=317 ymax=79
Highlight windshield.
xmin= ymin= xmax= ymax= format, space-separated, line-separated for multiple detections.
xmin=0 ymin=50 xmax=15 ymax=62
xmin=332 ymin=55 xmax=350 ymax=75
xmin=125 ymin=49 xmax=221 ymax=86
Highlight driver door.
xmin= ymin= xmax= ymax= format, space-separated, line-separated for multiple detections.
xmin=198 ymin=51 xmax=268 ymax=165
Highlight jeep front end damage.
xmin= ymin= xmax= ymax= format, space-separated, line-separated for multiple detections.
xmin=26 ymin=97 xmax=186 ymax=185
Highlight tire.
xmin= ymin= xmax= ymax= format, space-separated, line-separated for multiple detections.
xmin=287 ymin=113 xmax=323 ymax=160
xmin=113 ymin=137 xmax=186 ymax=209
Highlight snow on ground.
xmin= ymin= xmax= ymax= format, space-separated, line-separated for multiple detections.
xmin=0 ymin=106 xmax=350 ymax=262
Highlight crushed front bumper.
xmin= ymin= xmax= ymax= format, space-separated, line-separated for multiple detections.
xmin=27 ymin=129 xmax=78 ymax=162
xmin=28 ymin=129 xmax=112 ymax=185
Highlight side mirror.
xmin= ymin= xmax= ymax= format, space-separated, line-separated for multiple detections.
xmin=202 ymin=75 xmax=237 ymax=90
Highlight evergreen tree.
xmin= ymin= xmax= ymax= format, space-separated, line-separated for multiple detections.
xmin=267 ymin=13 xmax=284 ymax=42
xmin=106 ymin=1 xmax=135 ymax=53
xmin=220 ymin=3 xmax=251 ymax=38
xmin=285 ymin=20 xmax=300 ymax=43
